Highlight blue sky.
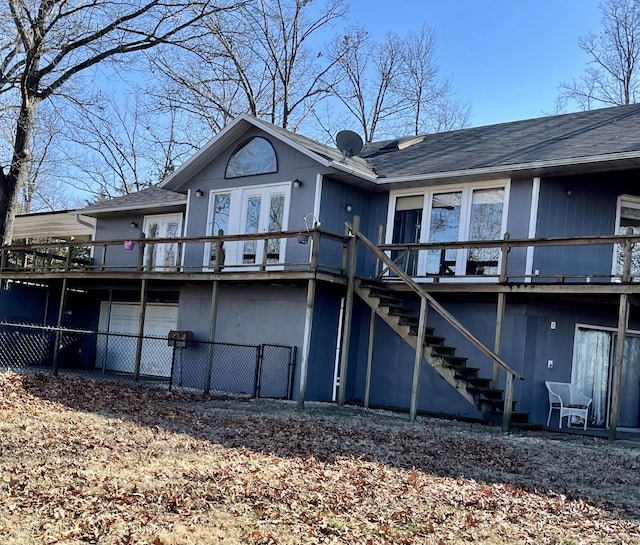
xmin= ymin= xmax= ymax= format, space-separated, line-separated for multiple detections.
xmin=343 ymin=0 xmax=603 ymax=127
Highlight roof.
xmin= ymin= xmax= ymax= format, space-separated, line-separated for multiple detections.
xmin=79 ymin=104 xmax=640 ymax=217
xmin=79 ymin=186 xmax=187 ymax=217
xmin=13 ymin=210 xmax=95 ymax=242
xmin=160 ymin=114 xmax=377 ymax=191
xmin=363 ymin=103 xmax=640 ymax=183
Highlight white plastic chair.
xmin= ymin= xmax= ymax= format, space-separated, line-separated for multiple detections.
xmin=545 ymin=381 xmax=592 ymax=430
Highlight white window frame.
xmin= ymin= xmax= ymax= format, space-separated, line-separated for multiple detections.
xmin=203 ymin=181 xmax=292 ymax=270
xmin=612 ymin=194 xmax=640 ymax=281
xmin=386 ymin=180 xmax=510 ymax=281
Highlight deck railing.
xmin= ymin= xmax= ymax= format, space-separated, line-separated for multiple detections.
xmin=0 ymin=229 xmax=348 ymax=275
xmin=1 ymin=229 xmax=638 ymax=283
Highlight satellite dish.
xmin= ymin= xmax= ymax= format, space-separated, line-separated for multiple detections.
xmin=336 ymin=130 xmax=363 ymax=159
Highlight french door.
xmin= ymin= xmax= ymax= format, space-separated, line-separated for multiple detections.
xmin=143 ymin=213 xmax=183 ymax=271
xmin=205 ymin=183 xmax=290 ymax=270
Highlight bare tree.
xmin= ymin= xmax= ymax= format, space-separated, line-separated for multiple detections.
xmin=0 ymin=0 xmax=235 ymax=244
xmin=559 ymin=0 xmax=640 ymax=110
xmin=328 ymin=25 xmax=469 ymax=142
xmin=395 ymin=25 xmax=470 ymax=135
xmin=150 ymin=0 xmax=349 ymax=136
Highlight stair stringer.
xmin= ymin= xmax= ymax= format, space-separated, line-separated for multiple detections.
xmin=354 ymin=281 xmax=492 ymax=417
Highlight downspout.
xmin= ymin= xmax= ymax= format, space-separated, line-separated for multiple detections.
xmin=75 ymin=214 xmax=94 ymax=230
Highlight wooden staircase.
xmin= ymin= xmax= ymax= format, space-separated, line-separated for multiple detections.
xmin=355 ymin=279 xmax=530 ymax=427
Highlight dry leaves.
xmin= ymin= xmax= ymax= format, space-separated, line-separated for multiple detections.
xmin=0 ymin=371 xmax=638 ymax=544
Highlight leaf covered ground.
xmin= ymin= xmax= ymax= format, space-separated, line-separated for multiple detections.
xmin=0 ymin=372 xmax=638 ymax=545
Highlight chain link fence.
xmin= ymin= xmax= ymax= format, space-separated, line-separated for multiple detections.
xmin=0 ymin=322 xmax=296 ymax=399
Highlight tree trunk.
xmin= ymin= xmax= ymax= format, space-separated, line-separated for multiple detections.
xmin=0 ymin=93 xmax=40 ymax=245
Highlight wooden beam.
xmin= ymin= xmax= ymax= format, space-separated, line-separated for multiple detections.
xmin=609 ymin=292 xmax=629 ymax=441
xmin=203 ymin=280 xmax=220 ymax=395
xmin=364 ymin=307 xmax=376 ymax=408
xmin=493 ymin=292 xmax=506 ymax=388
xmin=410 ymin=297 xmax=428 ymax=421
xmin=51 ymin=278 xmax=68 ymax=376
xmin=337 ymin=216 xmax=359 ymax=406
xmin=133 ymin=278 xmax=147 ymax=381
xmin=297 ymin=277 xmax=317 ymax=409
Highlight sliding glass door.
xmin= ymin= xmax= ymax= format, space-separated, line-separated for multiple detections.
xmin=572 ymin=325 xmax=640 ymax=428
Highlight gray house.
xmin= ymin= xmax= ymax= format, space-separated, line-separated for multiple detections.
xmin=3 ymin=105 xmax=640 ymax=436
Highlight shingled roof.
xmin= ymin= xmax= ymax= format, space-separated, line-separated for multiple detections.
xmin=363 ymin=103 xmax=640 ymax=180
xmin=80 ymin=186 xmax=186 ymax=216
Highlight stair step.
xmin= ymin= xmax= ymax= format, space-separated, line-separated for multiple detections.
xmin=387 ymin=308 xmax=417 ymax=320
xmin=431 ymin=345 xmax=457 ymax=357
xmin=469 ymin=387 xmax=504 ymax=400
xmin=449 ymin=365 xmax=479 ymax=378
xmin=440 ymin=355 xmax=469 ymax=367
xmin=460 ymin=376 xmax=492 ymax=388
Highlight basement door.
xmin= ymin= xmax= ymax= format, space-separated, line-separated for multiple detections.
xmin=572 ymin=325 xmax=640 ymax=428
xmin=97 ymin=302 xmax=178 ymax=377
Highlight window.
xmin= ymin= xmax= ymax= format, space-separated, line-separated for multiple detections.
xmin=614 ymin=195 xmax=640 ymax=281
xmin=225 ymin=137 xmax=277 ymax=178
xmin=387 ymin=181 xmax=509 ymax=278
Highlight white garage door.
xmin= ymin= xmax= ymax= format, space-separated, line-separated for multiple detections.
xmin=97 ymin=302 xmax=179 ymax=377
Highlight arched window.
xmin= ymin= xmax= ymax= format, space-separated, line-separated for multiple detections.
xmin=225 ymin=137 xmax=277 ymax=178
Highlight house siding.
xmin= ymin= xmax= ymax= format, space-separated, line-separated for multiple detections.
xmin=318 ymin=178 xmax=388 ymax=277
xmin=532 ymin=172 xmax=640 ymax=278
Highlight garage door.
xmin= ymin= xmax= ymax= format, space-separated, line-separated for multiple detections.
xmin=97 ymin=302 xmax=178 ymax=377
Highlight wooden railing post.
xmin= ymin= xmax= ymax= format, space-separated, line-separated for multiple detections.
xmin=375 ymin=224 xmax=385 ymax=278
xmin=260 ymin=237 xmax=269 ymax=271
xmin=337 ymin=215 xmax=359 ymax=406
xmin=502 ymin=372 xmax=514 ymax=432
xmin=310 ymin=229 xmax=320 ymax=270
xmin=137 ymin=239 xmax=145 ymax=272
xmin=499 ymin=233 xmax=510 ymax=283
xmin=622 ymin=228 xmax=633 ymax=283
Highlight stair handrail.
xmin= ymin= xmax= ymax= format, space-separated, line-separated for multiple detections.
xmin=349 ymin=224 xmax=522 ymax=381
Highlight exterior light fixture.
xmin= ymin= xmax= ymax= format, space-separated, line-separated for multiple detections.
xmin=344 ymin=204 xmax=353 ymax=213
xmin=195 ymin=189 xmax=204 ymax=197
xmin=293 ymin=179 xmax=302 ymax=188
xmin=130 ymin=222 xmax=138 ymax=229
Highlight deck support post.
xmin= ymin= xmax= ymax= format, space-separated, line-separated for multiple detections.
xmin=609 ymin=292 xmax=629 ymax=441
xmin=133 ymin=278 xmax=147 ymax=381
xmin=493 ymin=292 xmax=506 ymax=388
xmin=410 ymin=296 xmax=429 ymax=421
xmin=337 ymin=215 xmax=359 ymax=406
xmin=297 ymin=276 xmax=317 ymax=409
xmin=364 ymin=307 xmax=376 ymax=408
xmin=203 ymin=279 xmax=220 ymax=396
xmin=51 ymin=278 xmax=68 ymax=376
